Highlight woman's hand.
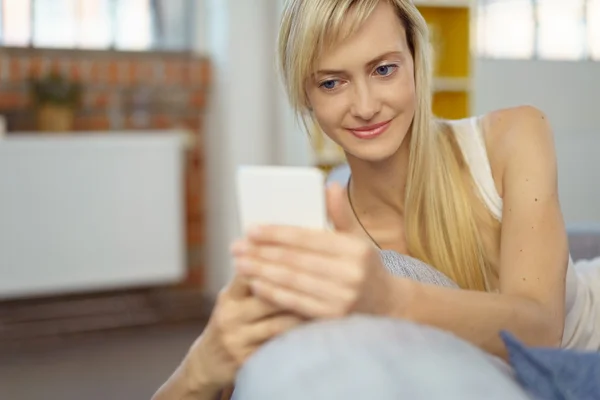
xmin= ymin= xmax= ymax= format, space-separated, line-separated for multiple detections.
xmin=183 ymin=275 xmax=305 ymax=394
xmin=232 ymin=183 xmax=397 ymax=319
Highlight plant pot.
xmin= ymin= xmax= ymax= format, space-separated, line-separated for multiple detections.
xmin=36 ymin=104 xmax=75 ymax=132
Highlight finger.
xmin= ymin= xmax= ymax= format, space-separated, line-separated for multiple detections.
xmin=246 ymin=224 xmax=360 ymax=258
xmin=243 ymin=312 xmax=305 ymax=346
xmin=230 ymin=238 xmax=249 ymax=256
xmin=237 ymin=242 xmax=351 ymax=281
xmin=235 ymin=255 xmax=355 ymax=303
xmin=250 ymin=278 xmax=339 ymax=319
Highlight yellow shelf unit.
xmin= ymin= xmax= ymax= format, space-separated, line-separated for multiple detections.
xmin=415 ymin=0 xmax=474 ymax=119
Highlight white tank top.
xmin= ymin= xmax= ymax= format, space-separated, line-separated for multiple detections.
xmin=449 ymin=116 xmax=600 ymax=351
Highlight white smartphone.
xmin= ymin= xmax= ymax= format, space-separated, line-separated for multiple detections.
xmin=236 ymin=165 xmax=329 ymax=234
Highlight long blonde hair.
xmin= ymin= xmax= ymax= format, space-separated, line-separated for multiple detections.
xmin=278 ymin=0 xmax=496 ymax=291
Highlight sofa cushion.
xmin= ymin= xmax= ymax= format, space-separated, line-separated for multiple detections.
xmin=567 ymin=223 xmax=600 ymax=261
xmin=501 ymin=331 xmax=600 ymax=400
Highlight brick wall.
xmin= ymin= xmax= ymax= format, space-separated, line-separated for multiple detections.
xmin=0 ymin=47 xmax=210 ymax=288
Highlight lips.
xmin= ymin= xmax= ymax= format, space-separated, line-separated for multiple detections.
xmin=348 ymin=120 xmax=392 ymax=140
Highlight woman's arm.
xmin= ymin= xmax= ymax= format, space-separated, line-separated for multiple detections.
xmin=152 ymin=274 xmax=304 ymax=400
xmin=151 ymin=350 xmax=223 ymax=400
xmin=389 ymin=106 xmax=568 ymax=358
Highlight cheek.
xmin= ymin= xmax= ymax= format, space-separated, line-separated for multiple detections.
xmin=310 ymin=95 xmax=348 ymax=132
xmin=390 ymin=70 xmax=416 ymax=108
xmin=405 ymin=67 xmax=417 ymax=105
xmin=397 ymin=84 xmax=416 ymax=111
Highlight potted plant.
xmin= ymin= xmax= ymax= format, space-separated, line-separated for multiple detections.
xmin=30 ymin=72 xmax=82 ymax=132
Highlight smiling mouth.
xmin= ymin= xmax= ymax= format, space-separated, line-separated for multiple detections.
xmin=347 ymin=120 xmax=392 ymax=140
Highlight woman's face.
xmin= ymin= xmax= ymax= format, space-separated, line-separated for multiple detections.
xmin=306 ymin=1 xmax=416 ymax=163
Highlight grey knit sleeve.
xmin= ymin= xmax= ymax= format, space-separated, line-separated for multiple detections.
xmin=379 ymin=250 xmax=459 ymax=289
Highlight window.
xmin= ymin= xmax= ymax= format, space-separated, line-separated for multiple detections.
xmin=589 ymin=0 xmax=600 ymax=59
xmin=2 ymin=0 xmax=31 ymax=47
xmin=0 ymin=0 xmax=155 ymax=50
xmin=33 ymin=0 xmax=79 ymax=48
xmin=114 ymin=0 xmax=154 ymax=50
xmin=537 ymin=0 xmax=586 ymax=60
xmin=478 ymin=0 xmax=600 ymax=61
xmin=478 ymin=0 xmax=535 ymax=59
xmin=78 ymin=0 xmax=113 ymax=49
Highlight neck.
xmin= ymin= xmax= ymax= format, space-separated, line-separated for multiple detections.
xmin=346 ymin=137 xmax=410 ymax=217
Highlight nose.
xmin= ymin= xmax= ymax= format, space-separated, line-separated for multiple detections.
xmin=350 ymin=81 xmax=381 ymax=121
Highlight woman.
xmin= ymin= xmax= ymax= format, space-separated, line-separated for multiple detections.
xmin=153 ymin=0 xmax=600 ymax=398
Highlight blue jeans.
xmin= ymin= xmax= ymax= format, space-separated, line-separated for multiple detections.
xmin=233 ymin=316 xmax=533 ymax=400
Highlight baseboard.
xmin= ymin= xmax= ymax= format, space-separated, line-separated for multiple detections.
xmin=0 ymin=286 xmax=214 ymax=353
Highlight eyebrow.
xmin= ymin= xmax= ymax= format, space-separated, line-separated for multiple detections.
xmin=315 ymin=51 xmax=403 ymax=76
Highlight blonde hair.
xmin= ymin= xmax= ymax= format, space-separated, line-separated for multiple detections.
xmin=278 ymin=0 xmax=498 ymax=291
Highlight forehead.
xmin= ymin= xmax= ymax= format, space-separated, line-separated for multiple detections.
xmin=314 ymin=2 xmax=408 ymax=71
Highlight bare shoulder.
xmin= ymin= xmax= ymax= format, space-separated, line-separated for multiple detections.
xmin=481 ymin=105 xmax=555 ymax=158
xmin=480 ymin=106 xmax=556 ymax=192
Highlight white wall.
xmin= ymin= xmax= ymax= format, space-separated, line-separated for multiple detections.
xmin=474 ymin=59 xmax=600 ymax=134
xmin=474 ymin=59 xmax=600 ymax=224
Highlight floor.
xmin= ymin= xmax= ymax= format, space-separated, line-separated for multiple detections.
xmin=0 ymin=322 xmax=206 ymax=400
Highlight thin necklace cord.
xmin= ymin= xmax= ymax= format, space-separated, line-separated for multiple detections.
xmin=346 ymin=175 xmax=381 ymax=249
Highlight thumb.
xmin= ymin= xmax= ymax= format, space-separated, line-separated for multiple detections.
xmin=326 ymin=182 xmax=362 ymax=234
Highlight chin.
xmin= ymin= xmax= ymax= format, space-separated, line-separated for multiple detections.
xmin=348 ymin=148 xmax=399 ymax=164
xmin=342 ymin=129 xmax=407 ymax=165
xmin=343 ymin=138 xmax=404 ymax=164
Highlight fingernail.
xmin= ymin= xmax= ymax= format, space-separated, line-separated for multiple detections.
xmin=247 ymin=225 xmax=262 ymax=238
xmin=236 ymin=258 xmax=253 ymax=273
xmin=230 ymin=240 xmax=249 ymax=255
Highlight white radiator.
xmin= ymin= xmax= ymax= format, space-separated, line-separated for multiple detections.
xmin=0 ymin=132 xmax=187 ymax=300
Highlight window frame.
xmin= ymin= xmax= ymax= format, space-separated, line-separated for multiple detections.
xmin=477 ymin=0 xmax=598 ymax=61
xmin=0 ymin=0 xmax=159 ymax=51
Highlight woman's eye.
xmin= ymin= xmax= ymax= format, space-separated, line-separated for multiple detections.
xmin=374 ymin=64 xmax=397 ymax=77
xmin=320 ymin=79 xmax=338 ymax=90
